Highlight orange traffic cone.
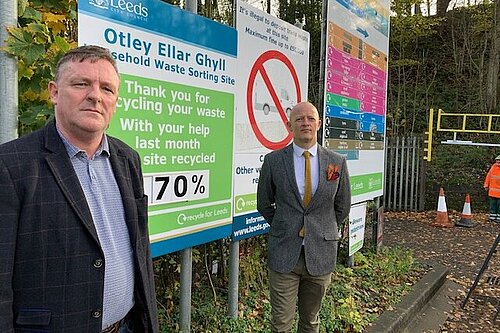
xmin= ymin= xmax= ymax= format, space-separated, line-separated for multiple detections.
xmin=456 ymin=194 xmax=475 ymax=228
xmin=433 ymin=187 xmax=453 ymax=228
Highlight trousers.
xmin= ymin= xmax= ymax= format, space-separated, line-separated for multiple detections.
xmin=269 ymin=248 xmax=332 ymax=333
xmin=489 ymin=196 xmax=500 ymax=221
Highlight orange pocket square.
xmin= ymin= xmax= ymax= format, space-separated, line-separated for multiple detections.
xmin=327 ymin=164 xmax=340 ymax=181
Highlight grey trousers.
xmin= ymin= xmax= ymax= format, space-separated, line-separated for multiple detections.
xmin=269 ymin=249 xmax=332 ymax=333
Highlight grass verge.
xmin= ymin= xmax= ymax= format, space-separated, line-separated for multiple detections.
xmin=155 ymin=237 xmax=425 ymax=332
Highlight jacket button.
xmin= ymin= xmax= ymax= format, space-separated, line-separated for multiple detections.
xmin=93 ymin=259 xmax=103 ymax=268
xmin=92 ymin=309 xmax=102 ymax=318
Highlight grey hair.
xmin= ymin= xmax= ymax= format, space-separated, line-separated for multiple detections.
xmin=54 ymin=45 xmax=119 ymax=82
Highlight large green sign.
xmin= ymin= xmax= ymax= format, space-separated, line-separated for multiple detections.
xmin=79 ymin=0 xmax=237 ymax=256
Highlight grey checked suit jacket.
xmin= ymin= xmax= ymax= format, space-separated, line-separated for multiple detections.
xmin=257 ymin=144 xmax=351 ymax=276
xmin=0 ymin=121 xmax=159 ymax=333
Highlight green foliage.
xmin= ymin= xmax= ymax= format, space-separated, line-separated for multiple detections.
xmin=387 ymin=2 xmax=498 ymax=136
xmin=390 ymin=15 xmax=443 ymax=48
xmin=3 ymin=0 xmax=76 ymax=135
xmin=387 ymin=11 xmax=443 ymax=136
xmin=156 ymin=236 xmax=422 ymax=332
xmin=321 ymin=248 xmax=418 ymax=332
xmin=239 ymin=237 xmax=268 ymax=292
xmin=321 ymin=294 xmax=365 ymax=332
xmin=196 ymin=0 xmax=234 ymax=26
xmin=278 ymin=0 xmax=323 ymax=105
xmin=424 ymin=140 xmax=496 ymax=211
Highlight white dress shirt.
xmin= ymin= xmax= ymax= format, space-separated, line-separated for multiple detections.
xmin=293 ymin=143 xmax=319 ymax=201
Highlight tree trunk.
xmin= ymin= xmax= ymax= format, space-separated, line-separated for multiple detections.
xmin=486 ymin=0 xmax=500 ymax=113
xmin=436 ymin=0 xmax=451 ymax=16
xmin=414 ymin=4 xmax=421 ymax=15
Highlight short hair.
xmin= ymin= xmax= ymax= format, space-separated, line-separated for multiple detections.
xmin=54 ymin=45 xmax=119 ymax=82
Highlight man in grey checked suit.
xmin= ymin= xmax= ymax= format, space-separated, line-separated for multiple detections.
xmin=0 ymin=46 xmax=158 ymax=332
xmin=257 ymin=101 xmax=351 ymax=332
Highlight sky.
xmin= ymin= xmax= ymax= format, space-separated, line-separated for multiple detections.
xmin=244 ymin=0 xmax=490 ymax=17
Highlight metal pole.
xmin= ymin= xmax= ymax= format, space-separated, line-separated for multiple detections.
xmin=178 ymin=2 xmax=196 ymax=329
xmin=228 ymin=240 xmax=239 ymax=318
xmin=185 ymin=0 xmax=197 ymax=14
xmin=226 ymin=0 xmax=240 ymax=319
xmin=0 ymin=0 xmax=18 ymax=144
xmin=372 ymin=197 xmax=382 ymax=252
xmin=419 ymin=157 xmax=427 ymax=211
xmin=347 ymin=255 xmax=354 ymax=267
xmin=179 ymin=2 xmax=196 ymax=328
xmin=461 ymin=233 xmax=500 ymax=308
xmin=377 ymin=197 xmax=382 ymax=250
xmin=371 ymin=198 xmax=378 ymax=251
xmin=180 ymin=248 xmax=192 ymax=333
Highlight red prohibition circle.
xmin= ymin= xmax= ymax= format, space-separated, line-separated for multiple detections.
xmin=246 ymin=50 xmax=301 ymax=150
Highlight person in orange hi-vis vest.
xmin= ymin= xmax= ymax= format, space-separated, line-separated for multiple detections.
xmin=484 ymin=155 xmax=500 ymax=221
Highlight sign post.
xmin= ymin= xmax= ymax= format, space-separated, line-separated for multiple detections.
xmin=0 ymin=0 xmax=17 ymax=144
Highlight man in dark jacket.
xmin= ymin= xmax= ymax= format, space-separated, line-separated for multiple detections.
xmin=0 ymin=45 xmax=159 ymax=333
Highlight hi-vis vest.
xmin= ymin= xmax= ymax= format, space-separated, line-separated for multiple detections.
xmin=484 ymin=164 xmax=500 ymax=198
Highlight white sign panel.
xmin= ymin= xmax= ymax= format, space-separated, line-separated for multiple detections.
xmin=232 ymin=0 xmax=310 ymax=240
xmin=349 ymin=202 xmax=367 ymax=256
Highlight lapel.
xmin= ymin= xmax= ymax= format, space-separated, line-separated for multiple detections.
xmin=281 ymin=144 xmax=303 ymax=206
xmin=108 ymin=140 xmax=139 ymax=249
xmin=43 ymin=121 xmax=99 ymax=243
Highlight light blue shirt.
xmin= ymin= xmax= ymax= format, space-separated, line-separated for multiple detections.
xmin=293 ymin=143 xmax=319 ymax=200
xmin=58 ymin=129 xmax=135 ymax=329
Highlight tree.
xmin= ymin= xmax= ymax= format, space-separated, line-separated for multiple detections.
xmin=437 ymin=0 xmax=452 ymax=16
xmin=197 ymin=0 xmax=233 ymax=25
xmin=277 ymin=0 xmax=323 ymax=106
xmin=486 ymin=0 xmax=500 ymax=113
xmin=444 ymin=3 xmax=495 ymax=116
xmin=3 ymin=0 xmax=76 ymax=135
xmin=388 ymin=0 xmax=443 ymax=136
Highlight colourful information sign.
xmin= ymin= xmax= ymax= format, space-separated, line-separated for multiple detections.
xmin=79 ymin=0 xmax=237 ymax=256
xmin=323 ymin=0 xmax=390 ymax=203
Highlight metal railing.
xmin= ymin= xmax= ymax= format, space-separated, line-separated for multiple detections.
xmin=384 ymin=136 xmax=426 ymax=211
xmin=437 ymin=109 xmax=500 ymax=134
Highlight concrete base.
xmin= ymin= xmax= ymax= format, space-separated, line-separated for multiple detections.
xmin=403 ymin=279 xmax=463 ymax=333
xmin=366 ymin=262 xmax=452 ymax=333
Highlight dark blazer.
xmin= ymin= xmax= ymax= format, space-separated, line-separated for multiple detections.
xmin=257 ymin=144 xmax=351 ymax=276
xmin=0 ymin=121 xmax=159 ymax=332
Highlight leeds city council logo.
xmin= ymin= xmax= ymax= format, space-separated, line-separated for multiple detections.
xmin=89 ymin=0 xmax=109 ymax=9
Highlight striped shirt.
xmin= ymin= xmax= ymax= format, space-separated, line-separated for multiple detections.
xmin=57 ymin=129 xmax=135 ymax=329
